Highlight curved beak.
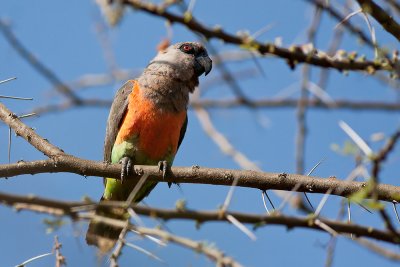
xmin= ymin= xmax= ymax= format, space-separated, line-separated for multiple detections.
xmin=195 ymin=55 xmax=212 ymax=76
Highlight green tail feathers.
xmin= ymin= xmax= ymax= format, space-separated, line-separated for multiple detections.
xmin=85 ymin=181 xmax=158 ymax=252
xmin=85 ymin=197 xmax=128 ymax=253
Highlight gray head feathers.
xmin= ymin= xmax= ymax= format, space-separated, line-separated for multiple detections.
xmin=138 ymin=42 xmax=212 ymax=112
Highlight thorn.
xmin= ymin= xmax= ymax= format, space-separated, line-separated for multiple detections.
xmin=0 ymin=95 xmax=33 ymax=100
xmin=125 ymin=173 xmax=150 ymax=206
xmin=226 ymin=214 xmax=257 ymax=241
xmin=358 ymin=203 xmax=372 ymax=214
xmin=303 ymin=192 xmax=315 ymax=211
xmin=8 ymin=127 xmax=11 ymax=163
xmin=348 ymin=201 xmax=354 ymax=239
xmin=347 ymin=200 xmax=351 ymax=223
xmin=261 ymin=191 xmax=270 ymax=214
xmin=123 ymin=240 xmax=165 ymax=263
xmin=306 ymin=157 xmax=326 ymax=176
xmin=221 ymin=176 xmax=239 ymax=212
xmin=130 ymin=229 xmax=167 ymax=246
xmin=303 ymin=158 xmax=326 ymax=212
xmin=339 ymin=120 xmax=373 ymax=157
xmin=277 ymin=183 xmax=302 ymax=211
xmin=315 ymin=188 xmax=333 ymax=217
xmin=0 ymin=77 xmax=16 ymax=85
xmin=186 ymin=0 xmax=197 ymax=14
xmin=263 ymin=190 xmax=275 ymax=210
xmin=18 ymin=112 xmax=36 ymax=119
xmin=127 ymin=207 xmax=145 ymax=227
xmin=314 ymin=219 xmax=338 ymax=237
xmin=392 ymin=202 xmax=400 ymax=224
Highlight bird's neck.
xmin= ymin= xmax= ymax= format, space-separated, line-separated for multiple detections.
xmin=137 ymin=68 xmax=198 ymax=113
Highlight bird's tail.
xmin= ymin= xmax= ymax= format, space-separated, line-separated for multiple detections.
xmin=85 ymin=197 xmax=127 ymax=253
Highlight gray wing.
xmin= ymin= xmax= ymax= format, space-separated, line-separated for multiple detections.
xmin=177 ymin=115 xmax=188 ymax=151
xmin=103 ymin=80 xmax=134 ymax=163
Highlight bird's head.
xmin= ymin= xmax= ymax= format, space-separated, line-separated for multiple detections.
xmin=148 ymin=42 xmax=212 ymax=82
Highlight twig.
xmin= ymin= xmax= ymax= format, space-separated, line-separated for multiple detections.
xmin=355 ymin=237 xmax=400 ymax=261
xmin=87 ymin=214 xmax=243 ymax=267
xmin=0 ymin=95 xmax=32 ymax=100
xmin=0 ymin=77 xmax=16 ymax=85
xmin=123 ymin=240 xmax=164 ymax=263
xmin=110 ymin=223 xmax=129 ymax=267
xmin=54 ymin=236 xmax=66 ymax=267
xmin=372 ymin=128 xmax=400 ymax=181
xmin=0 ymin=20 xmax=82 ymax=103
xmin=14 ymin=252 xmax=53 ymax=267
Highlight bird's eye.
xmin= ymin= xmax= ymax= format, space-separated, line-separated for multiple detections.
xmin=180 ymin=44 xmax=194 ymax=54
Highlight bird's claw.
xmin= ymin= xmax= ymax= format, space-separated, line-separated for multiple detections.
xmin=158 ymin=160 xmax=168 ymax=180
xmin=119 ymin=156 xmax=133 ymax=184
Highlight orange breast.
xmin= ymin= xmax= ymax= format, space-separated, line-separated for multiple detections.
xmin=115 ymin=81 xmax=186 ymax=160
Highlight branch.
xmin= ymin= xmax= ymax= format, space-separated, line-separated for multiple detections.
xmin=305 ymin=0 xmax=377 ymax=50
xmin=356 ymin=0 xmax=400 ymax=42
xmin=192 ymin=98 xmax=400 ymax=111
xmin=1 ymin=191 xmax=400 ymax=245
xmin=0 ymin=102 xmax=64 ymax=157
xmin=123 ymin=0 xmax=398 ymax=73
xmin=0 ymin=158 xmax=400 ymax=203
xmin=372 ymin=128 xmax=400 ymax=180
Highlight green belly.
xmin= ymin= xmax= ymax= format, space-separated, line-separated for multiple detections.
xmin=103 ymin=136 xmax=175 ymax=202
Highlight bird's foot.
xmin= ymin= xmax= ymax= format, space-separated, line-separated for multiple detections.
xmin=158 ymin=160 xmax=168 ymax=180
xmin=158 ymin=160 xmax=173 ymax=187
xmin=119 ymin=156 xmax=133 ymax=184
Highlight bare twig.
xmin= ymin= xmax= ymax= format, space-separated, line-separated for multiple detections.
xmin=54 ymin=236 xmax=66 ymax=267
xmin=355 ymin=237 xmax=400 ymax=261
xmin=0 ymin=95 xmax=32 ymax=100
xmin=15 ymin=252 xmax=53 ymax=267
xmin=110 ymin=223 xmax=129 ymax=267
xmin=0 ymin=20 xmax=82 ymax=103
xmin=0 ymin=77 xmax=16 ymax=85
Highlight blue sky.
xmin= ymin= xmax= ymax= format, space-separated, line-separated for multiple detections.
xmin=1 ymin=0 xmax=399 ymax=266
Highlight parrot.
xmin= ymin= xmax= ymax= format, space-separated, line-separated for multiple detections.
xmin=86 ymin=42 xmax=212 ymax=252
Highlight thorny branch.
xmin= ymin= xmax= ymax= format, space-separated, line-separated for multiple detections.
xmin=305 ymin=0 xmax=378 ymax=50
xmin=2 ymin=96 xmax=400 ymax=204
xmin=122 ymin=0 xmax=399 ymax=73
xmin=3 ymin=157 xmax=400 ymax=203
xmin=85 ymin=214 xmax=243 ymax=267
xmin=1 ymin=191 xmax=399 ymax=246
xmin=356 ymin=0 xmax=400 ymax=42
